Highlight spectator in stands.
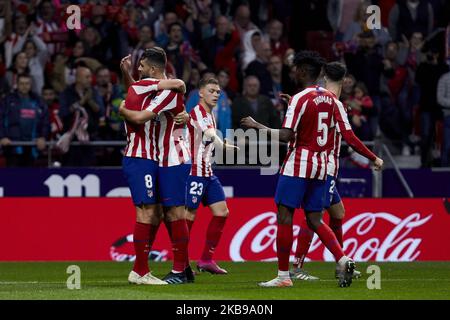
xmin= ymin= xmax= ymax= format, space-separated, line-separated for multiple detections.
xmin=23 ymin=34 xmax=49 ymax=95
xmin=33 ymin=0 xmax=67 ymax=56
xmin=50 ymin=41 xmax=102 ymax=92
xmin=5 ymin=52 xmax=29 ymax=92
xmin=415 ymin=48 xmax=449 ymax=167
xmin=241 ymin=29 xmax=261 ymax=71
xmin=155 ymin=11 xmax=179 ymax=48
xmin=137 ymin=0 xmax=164 ymax=28
xmin=437 ymin=69 xmax=450 ymax=167
xmin=165 ymin=22 xmax=192 ymax=82
xmin=4 ymin=14 xmax=29 ymax=68
xmin=231 ymin=76 xmax=280 ymax=129
xmin=42 ymin=85 xmax=62 ymax=141
xmin=348 ymin=81 xmax=374 ymax=141
xmin=95 ymin=66 xmax=123 ymax=141
xmin=130 ymin=25 xmax=154 ymax=78
xmin=246 ymin=40 xmax=273 ymax=98
xmin=0 ymin=0 xmax=12 ymax=47
xmin=234 ymin=4 xmax=258 ymax=39
xmin=343 ymin=0 xmax=391 ymax=46
xmin=267 ymin=19 xmax=289 ymax=58
xmin=217 ymin=69 xmax=236 ymax=101
xmin=267 ymin=54 xmax=284 ymax=114
xmin=388 ymin=0 xmax=434 ymax=42
xmin=0 ymin=74 xmax=48 ymax=166
xmin=59 ymin=66 xmax=105 ymax=166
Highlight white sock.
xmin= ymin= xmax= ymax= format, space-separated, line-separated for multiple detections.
xmin=171 ymin=270 xmax=182 ymax=274
xmin=278 ymin=270 xmax=290 ymax=279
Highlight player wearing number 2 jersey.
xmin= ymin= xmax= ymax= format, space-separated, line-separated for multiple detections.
xmin=241 ymin=51 xmax=357 ymax=288
xmin=291 ymin=62 xmax=384 ymax=282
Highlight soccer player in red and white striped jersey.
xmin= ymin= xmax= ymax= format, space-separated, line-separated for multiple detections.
xmin=184 ymin=77 xmax=239 ymax=275
xmin=119 ymin=48 xmax=189 ymax=285
xmin=292 ymin=62 xmax=383 ymax=281
xmin=242 ymin=51 xmax=359 ymax=287
xmin=120 ymin=47 xmax=193 ymax=285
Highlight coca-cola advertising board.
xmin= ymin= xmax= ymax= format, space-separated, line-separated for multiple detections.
xmin=1 ymin=198 xmax=449 ymax=261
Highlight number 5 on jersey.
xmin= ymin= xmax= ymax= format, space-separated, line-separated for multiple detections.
xmin=317 ymin=112 xmax=328 ymax=147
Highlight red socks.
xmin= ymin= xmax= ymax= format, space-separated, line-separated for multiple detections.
xmin=294 ymin=218 xmax=314 ymax=269
xmin=315 ymin=222 xmax=345 ymax=262
xmin=170 ymin=219 xmax=189 ymax=272
xmin=277 ymin=224 xmax=293 ymax=271
xmin=329 ymin=217 xmax=343 ymax=247
xmin=132 ymin=222 xmax=151 ymax=276
xmin=201 ymin=216 xmax=227 ymax=262
xmin=186 ymin=219 xmax=194 ymax=267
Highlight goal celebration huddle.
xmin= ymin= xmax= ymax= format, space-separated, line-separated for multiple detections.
xmin=119 ymin=47 xmax=383 ymax=287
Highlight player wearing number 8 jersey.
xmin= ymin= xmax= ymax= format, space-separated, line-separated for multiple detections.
xmin=185 ymin=77 xmax=239 ymax=275
xmin=119 ymin=48 xmax=190 ymax=285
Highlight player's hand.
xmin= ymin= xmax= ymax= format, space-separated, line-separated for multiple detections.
xmin=224 ymin=138 xmax=240 ymax=151
xmin=373 ymin=157 xmax=384 ymax=171
xmin=0 ymin=137 xmax=12 ymax=146
xmin=120 ymin=55 xmax=132 ymax=73
xmin=36 ymin=137 xmax=46 ymax=151
xmin=118 ymin=100 xmax=126 ymax=116
xmin=240 ymin=116 xmax=258 ymax=129
xmin=279 ymin=93 xmax=291 ymax=104
xmin=174 ymin=110 xmax=190 ymax=125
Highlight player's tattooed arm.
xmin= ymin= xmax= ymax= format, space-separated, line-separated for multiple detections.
xmin=157 ymin=79 xmax=186 ymax=94
xmin=118 ymin=101 xmax=156 ymax=124
xmin=174 ymin=110 xmax=190 ymax=125
xmin=240 ymin=116 xmax=294 ymax=143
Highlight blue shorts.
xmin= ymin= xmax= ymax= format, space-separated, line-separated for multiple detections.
xmin=324 ymin=175 xmax=341 ymax=209
xmin=158 ymin=164 xmax=190 ymax=207
xmin=275 ymin=175 xmax=326 ymax=212
xmin=185 ymin=175 xmax=226 ymax=209
xmin=122 ymin=156 xmax=158 ymax=206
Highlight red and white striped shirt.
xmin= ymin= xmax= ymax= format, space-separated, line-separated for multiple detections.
xmin=123 ymin=78 xmax=160 ymax=160
xmin=145 ymin=90 xmax=190 ymax=167
xmin=187 ymin=104 xmax=217 ymax=177
xmin=327 ymin=98 xmax=351 ymax=177
xmin=327 ymin=92 xmax=377 ymax=177
xmin=280 ymin=86 xmax=337 ymax=180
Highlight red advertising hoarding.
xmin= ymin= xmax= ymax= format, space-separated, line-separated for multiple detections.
xmin=1 ymin=198 xmax=449 ymax=261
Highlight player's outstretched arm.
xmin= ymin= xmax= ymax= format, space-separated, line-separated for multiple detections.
xmin=333 ymin=102 xmax=384 ymax=170
xmin=204 ymin=128 xmax=239 ymax=150
xmin=157 ymin=79 xmax=186 ymax=94
xmin=119 ymin=101 xmax=156 ymax=125
xmin=240 ymin=116 xmax=293 ymax=143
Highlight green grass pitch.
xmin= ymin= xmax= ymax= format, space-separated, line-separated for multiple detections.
xmin=1 ymin=262 xmax=449 ymax=300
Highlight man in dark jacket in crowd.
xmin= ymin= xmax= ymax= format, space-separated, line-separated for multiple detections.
xmin=0 ymin=73 xmax=49 ymax=166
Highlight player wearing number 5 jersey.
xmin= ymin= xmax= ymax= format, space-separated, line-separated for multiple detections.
xmin=185 ymin=77 xmax=239 ymax=275
xmin=291 ymin=62 xmax=384 ymax=281
xmin=241 ymin=51 xmax=356 ymax=288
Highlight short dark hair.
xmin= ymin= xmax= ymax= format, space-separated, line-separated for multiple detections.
xmin=168 ymin=22 xmax=183 ymax=34
xmin=140 ymin=47 xmax=167 ymax=69
xmin=199 ymin=76 xmax=219 ymax=89
xmin=324 ymin=62 xmax=347 ymax=82
xmin=293 ymin=50 xmax=326 ymax=80
xmin=17 ymin=73 xmax=32 ymax=82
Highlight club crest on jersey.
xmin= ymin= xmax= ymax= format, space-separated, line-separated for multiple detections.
xmin=147 ymin=190 xmax=153 ymax=198
xmin=192 ymin=196 xmax=198 ymax=204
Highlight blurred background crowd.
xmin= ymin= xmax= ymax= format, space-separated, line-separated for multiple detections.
xmin=0 ymin=0 xmax=450 ymax=168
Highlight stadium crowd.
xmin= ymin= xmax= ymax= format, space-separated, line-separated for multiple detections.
xmin=0 ymin=0 xmax=449 ymax=167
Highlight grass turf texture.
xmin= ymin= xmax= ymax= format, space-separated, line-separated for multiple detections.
xmin=0 ymin=262 xmax=449 ymax=300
